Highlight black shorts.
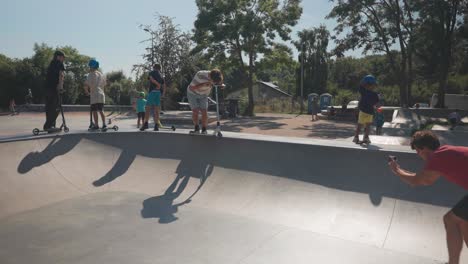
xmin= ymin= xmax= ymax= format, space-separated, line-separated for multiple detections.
xmin=452 ymin=195 xmax=468 ymax=221
xmin=91 ymin=103 xmax=104 ymax=111
xmin=137 ymin=112 xmax=145 ymax=119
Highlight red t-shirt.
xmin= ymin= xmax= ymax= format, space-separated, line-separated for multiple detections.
xmin=425 ymin=145 xmax=468 ymax=189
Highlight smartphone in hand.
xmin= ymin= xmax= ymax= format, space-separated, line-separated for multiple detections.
xmin=387 ymin=155 xmax=397 ymax=162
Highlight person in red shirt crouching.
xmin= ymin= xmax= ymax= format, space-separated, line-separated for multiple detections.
xmin=388 ymin=130 xmax=468 ymax=264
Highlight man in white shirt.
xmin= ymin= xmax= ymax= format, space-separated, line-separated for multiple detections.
xmin=186 ymin=69 xmax=223 ymax=134
xmin=84 ymin=59 xmax=106 ymax=129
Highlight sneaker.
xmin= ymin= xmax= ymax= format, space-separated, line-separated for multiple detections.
xmin=352 ymin=136 xmax=359 ymax=143
xmin=153 ymin=124 xmax=159 ymax=131
xmin=201 ymin=127 xmax=207 ymax=134
xmin=102 ymin=125 xmax=107 ymax=130
xmin=140 ymin=122 xmax=148 ymax=131
xmin=191 ymin=125 xmax=200 ymax=134
xmin=362 ymin=137 xmax=371 ymax=144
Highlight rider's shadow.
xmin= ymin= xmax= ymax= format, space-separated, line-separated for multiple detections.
xmin=141 ymin=158 xmax=214 ymax=223
xmin=17 ymin=136 xmax=81 ymax=174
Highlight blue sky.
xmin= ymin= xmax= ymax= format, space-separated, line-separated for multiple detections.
xmin=1 ymin=0 xmax=343 ymax=78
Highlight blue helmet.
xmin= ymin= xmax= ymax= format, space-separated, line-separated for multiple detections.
xmin=88 ymin=59 xmax=99 ymax=69
xmin=362 ymin=75 xmax=377 ymax=85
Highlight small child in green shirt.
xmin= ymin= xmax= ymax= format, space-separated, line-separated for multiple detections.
xmin=136 ymin=92 xmax=147 ymax=128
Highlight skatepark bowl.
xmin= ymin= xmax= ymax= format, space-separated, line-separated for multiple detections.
xmin=0 ymin=131 xmax=466 ymax=264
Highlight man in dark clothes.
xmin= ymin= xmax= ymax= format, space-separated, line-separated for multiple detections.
xmin=43 ymin=50 xmax=65 ymax=131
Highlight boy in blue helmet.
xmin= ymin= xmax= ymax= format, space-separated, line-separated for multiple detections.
xmin=353 ymin=75 xmax=379 ymax=144
xmin=84 ymin=59 xmax=107 ymax=130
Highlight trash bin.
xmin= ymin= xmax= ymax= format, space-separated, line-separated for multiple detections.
xmin=307 ymin=93 xmax=319 ymax=114
xmin=319 ymin=93 xmax=333 ymax=110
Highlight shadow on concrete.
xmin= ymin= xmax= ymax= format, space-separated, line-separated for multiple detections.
xmin=16 ymin=132 xmax=466 ymax=209
xmin=141 ymin=159 xmax=213 ymax=223
xmin=294 ymin=122 xmax=356 ymax=139
xmin=79 ymin=132 xmax=465 ymax=208
xmin=17 ymin=136 xmax=81 ymax=174
xmin=221 ymin=116 xmax=286 ymax=132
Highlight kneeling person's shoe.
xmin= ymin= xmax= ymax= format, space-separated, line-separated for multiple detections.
xmin=140 ymin=122 xmax=148 ymax=131
xmin=191 ymin=125 xmax=200 ymax=134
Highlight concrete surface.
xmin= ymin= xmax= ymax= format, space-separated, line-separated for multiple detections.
xmin=0 ymin=130 xmax=467 ymax=263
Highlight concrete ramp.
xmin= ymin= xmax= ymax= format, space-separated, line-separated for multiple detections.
xmin=0 ymin=132 xmax=466 ymax=263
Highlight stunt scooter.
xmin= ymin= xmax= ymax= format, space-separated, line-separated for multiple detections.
xmin=33 ymin=90 xmax=69 ymax=135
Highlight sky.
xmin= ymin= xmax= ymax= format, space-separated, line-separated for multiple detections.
xmin=1 ymin=0 xmax=346 ymax=78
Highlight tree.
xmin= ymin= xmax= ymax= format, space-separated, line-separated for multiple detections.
xmin=0 ymin=54 xmax=17 ymax=107
xmin=414 ymin=0 xmax=467 ymax=107
xmin=327 ymin=0 xmax=418 ymax=107
xmin=193 ymin=0 xmax=302 ymax=116
xmin=294 ymin=26 xmax=330 ymax=96
xmin=136 ymin=14 xmax=193 ymax=88
xmin=256 ymin=44 xmax=298 ymax=94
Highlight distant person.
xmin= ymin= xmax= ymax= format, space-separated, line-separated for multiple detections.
xmin=43 ymin=50 xmax=65 ymax=132
xmin=84 ymin=59 xmax=107 ymax=130
xmin=414 ymin=103 xmax=420 ymax=109
xmin=448 ymin=109 xmax=462 ymax=130
xmin=353 ymin=75 xmax=379 ymax=144
xmin=329 ymin=106 xmax=336 ymax=119
xmin=311 ymin=96 xmax=319 ymax=121
xmin=187 ymin=69 xmax=224 ymax=134
xmin=25 ymin=89 xmax=33 ymax=104
xmin=140 ymin=64 xmax=164 ymax=131
xmin=388 ymin=131 xmax=468 ymax=264
xmin=9 ymin=98 xmax=16 ymax=115
xmin=341 ymin=100 xmax=348 ymax=113
xmin=136 ymin=91 xmax=147 ymax=129
xmin=374 ymin=107 xmax=385 ymax=135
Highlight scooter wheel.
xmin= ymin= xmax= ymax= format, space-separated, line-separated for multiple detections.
xmin=64 ymin=127 xmax=70 ymax=133
xmin=33 ymin=128 xmax=40 ymax=135
xmin=171 ymin=126 xmax=176 ymax=131
xmin=217 ymin=132 xmax=223 ymax=138
xmin=113 ymin=125 xmax=119 ymax=131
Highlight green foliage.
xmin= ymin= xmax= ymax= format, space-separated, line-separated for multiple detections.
xmin=193 ymin=0 xmax=302 ymax=116
xmin=294 ymin=25 xmax=330 ymax=96
xmin=256 ymin=44 xmax=298 ymax=94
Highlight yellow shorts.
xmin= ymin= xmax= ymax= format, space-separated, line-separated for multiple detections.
xmin=358 ymin=111 xmax=374 ymax=125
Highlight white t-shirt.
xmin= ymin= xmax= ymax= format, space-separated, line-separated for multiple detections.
xmin=187 ymin=71 xmax=212 ymax=96
xmin=86 ymin=71 xmax=106 ymax=104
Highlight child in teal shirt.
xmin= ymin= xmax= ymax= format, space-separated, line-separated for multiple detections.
xmin=136 ymin=92 xmax=147 ymax=128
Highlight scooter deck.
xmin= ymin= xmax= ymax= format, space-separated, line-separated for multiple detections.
xmin=32 ymin=127 xmax=67 ymax=136
xmin=189 ymin=130 xmax=222 ymax=138
xmin=88 ymin=125 xmax=119 ymax=132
